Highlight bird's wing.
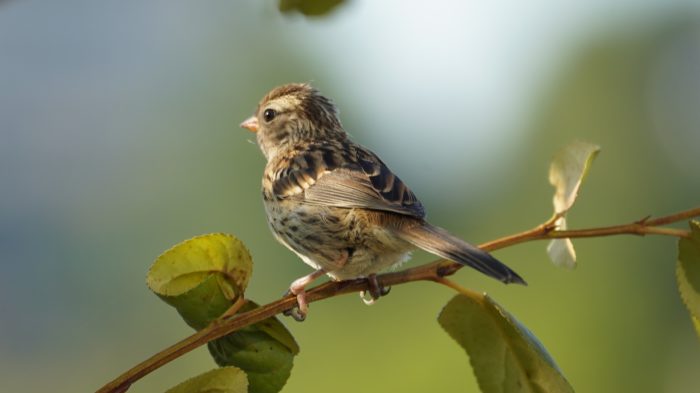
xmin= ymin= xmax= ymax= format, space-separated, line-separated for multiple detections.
xmin=271 ymin=143 xmax=426 ymax=219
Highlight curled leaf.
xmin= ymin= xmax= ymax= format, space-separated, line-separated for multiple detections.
xmin=147 ymin=233 xmax=253 ymax=329
xmin=241 ymin=301 xmax=300 ymax=355
xmin=148 ymin=235 xmax=299 ymax=393
xmin=549 ymin=141 xmax=600 ymax=214
xmin=438 ymin=294 xmax=574 ymax=393
xmin=208 ymin=301 xmax=299 ymax=393
xmin=546 ymin=219 xmax=577 ymax=269
xmin=677 ymin=220 xmax=700 ymax=338
xmin=547 ymin=141 xmax=600 ymax=268
xmin=165 ymin=367 xmax=248 ymax=393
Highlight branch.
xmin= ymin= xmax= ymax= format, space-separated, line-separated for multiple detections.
xmin=96 ymin=206 xmax=700 ymax=393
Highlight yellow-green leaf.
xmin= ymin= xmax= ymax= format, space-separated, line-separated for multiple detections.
xmin=677 ymin=220 xmax=700 ymax=338
xmin=438 ymin=294 xmax=574 ymax=393
xmin=549 ymin=141 xmax=600 ymax=214
xmin=148 ymin=233 xmax=252 ymax=297
xmin=147 ymin=233 xmax=252 ymax=329
xmin=147 ymin=235 xmax=298 ymax=393
xmin=165 ymin=367 xmax=248 ymax=393
xmin=208 ymin=301 xmax=299 ymax=393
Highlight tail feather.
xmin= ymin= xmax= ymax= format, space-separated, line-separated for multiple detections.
xmin=398 ymin=222 xmax=526 ymax=285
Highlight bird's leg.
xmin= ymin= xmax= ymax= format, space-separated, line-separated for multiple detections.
xmin=360 ymin=273 xmax=391 ymax=305
xmin=283 ymin=250 xmax=350 ymax=321
xmin=283 ymin=269 xmax=326 ymax=321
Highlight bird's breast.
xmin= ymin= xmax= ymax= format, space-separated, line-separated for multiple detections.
xmin=262 ymin=198 xmax=414 ymax=280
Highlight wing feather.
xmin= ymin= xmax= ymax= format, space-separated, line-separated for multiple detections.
xmin=270 ymin=142 xmax=425 ymax=218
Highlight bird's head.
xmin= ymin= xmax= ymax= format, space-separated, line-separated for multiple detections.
xmin=240 ymin=83 xmax=345 ymax=160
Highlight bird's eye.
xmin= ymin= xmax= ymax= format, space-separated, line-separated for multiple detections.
xmin=263 ymin=108 xmax=276 ymax=122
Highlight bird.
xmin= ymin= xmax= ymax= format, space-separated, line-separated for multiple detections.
xmin=240 ymin=83 xmax=525 ymax=320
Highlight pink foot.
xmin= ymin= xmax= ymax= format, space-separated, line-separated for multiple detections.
xmin=284 ymin=269 xmax=325 ymax=321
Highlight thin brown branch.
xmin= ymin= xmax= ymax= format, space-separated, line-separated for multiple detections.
xmin=646 ymin=207 xmax=700 ymax=226
xmin=96 ymin=206 xmax=699 ymax=393
xmin=550 ymin=225 xmax=690 ymax=239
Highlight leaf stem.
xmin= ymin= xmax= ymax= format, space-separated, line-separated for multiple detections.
xmin=218 ymin=296 xmax=247 ymax=320
xmin=434 ymin=276 xmax=481 ymax=299
xmin=96 ymin=206 xmax=700 ymax=393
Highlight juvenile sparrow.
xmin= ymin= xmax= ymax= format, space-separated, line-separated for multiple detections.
xmin=240 ymin=83 xmax=525 ymax=320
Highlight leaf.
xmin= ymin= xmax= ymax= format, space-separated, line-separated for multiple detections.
xmin=238 ymin=301 xmax=300 ymax=355
xmin=549 ymin=141 xmax=600 ymax=214
xmin=208 ymin=301 xmax=299 ymax=393
xmin=165 ymin=367 xmax=248 ymax=393
xmin=278 ymin=0 xmax=346 ymax=16
xmin=677 ymin=220 xmax=700 ymax=338
xmin=438 ymin=293 xmax=574 ymax=393
xmin=546 ymin=219 xmax=577 ymax=270
xmin=148 ymin=233 xmax=252 ymax=297
xmin=547 ymin=141 xmax=600 ymax=268
xmin=147 ymin=233 xmax=253 ymax=329
xmin=148 ymin=235 xmax=299 ymax=393
xmin=692 ymin=316 xmax=700 ymax=338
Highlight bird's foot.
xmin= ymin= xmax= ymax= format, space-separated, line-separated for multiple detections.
xmin=283 ymin=269 xmax=325 ymax=322
xmin=360 ymin=273 xmax=391 ymax=305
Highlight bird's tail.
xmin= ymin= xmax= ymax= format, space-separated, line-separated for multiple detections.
xmin=396 ymin=222 xmax=526 ymax=285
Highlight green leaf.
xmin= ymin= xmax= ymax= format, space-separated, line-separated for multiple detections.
xmin=278 ymin=0 xmax=346 ymax=16
xmin=208 ymin=301 xmax=299 ymax=393
xmin=677 ymin=220 xmax=700 ymax=338
xmin=147 ymin=233 xmax=253 ymax=329
xmin=165 ymin=367 xmax=248 ymax=393
xmin=438 ymin=294 xmax=574 ymax=393
xmin=148 ymin=235 xmax=299 ymax=393
xmin=547 ymin=141 xmax=600 ymax=268
xmin=239 ymin=301 xmax=300 ymax=355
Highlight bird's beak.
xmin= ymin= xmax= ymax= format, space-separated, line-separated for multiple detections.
xmin=240 ymin=116 xmax=259 ymax=132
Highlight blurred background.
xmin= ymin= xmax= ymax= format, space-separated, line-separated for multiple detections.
xmin=1 ymin=1 xmax=700 ymax=392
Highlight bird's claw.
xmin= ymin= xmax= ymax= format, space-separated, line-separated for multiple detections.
xmin=283 ymin=306 xmax=307 ymax=322
xmin=360 ymin=274 xmax=391 ymax=305
xmin=282 ymin=269 xmax=325 ymax=322
xmin=283 ymin=288 xmax=309 ymax=322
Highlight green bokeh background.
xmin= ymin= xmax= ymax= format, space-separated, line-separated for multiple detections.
xmin=1 ymin=1 xmax=699 ymax=392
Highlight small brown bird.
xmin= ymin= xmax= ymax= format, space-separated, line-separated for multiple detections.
xmin=240 ymin=83 xmax=524 ymax=320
